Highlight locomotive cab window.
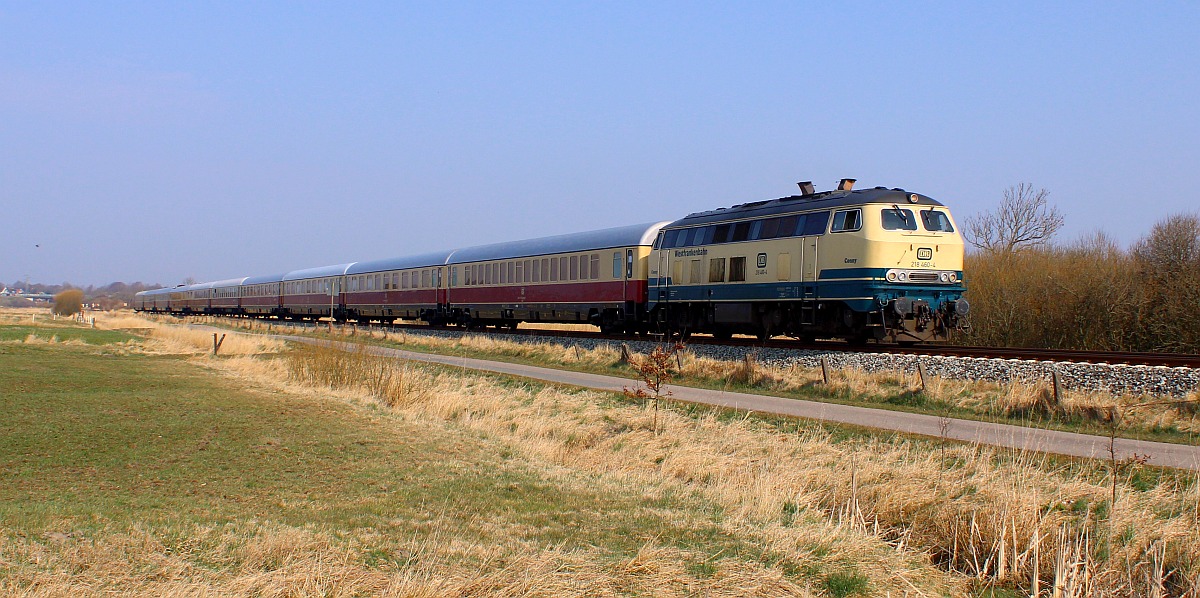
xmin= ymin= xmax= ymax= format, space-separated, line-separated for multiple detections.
xmin=921 ymin=209 xmax=955 ymax=232
xmin=831 ymin=209 xmax=862 ymax=233
xmin=881 ymin=207 xmax=917 ymax=231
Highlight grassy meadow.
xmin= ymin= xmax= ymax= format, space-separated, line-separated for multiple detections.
xmin=3 ymin=309 xmax=1199 ymax=596
xmin=197 ymin=314 xmax=1200 ymax=446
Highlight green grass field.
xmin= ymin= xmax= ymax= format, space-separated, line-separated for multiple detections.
xmin=0 ymin=321 xmax=896 ymax=595
xmin=5 ymin=314 xmax=1198 ymax=596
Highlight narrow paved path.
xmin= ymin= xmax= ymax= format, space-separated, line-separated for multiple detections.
xmin=266 ymin=332 xmax=1200 ymax=471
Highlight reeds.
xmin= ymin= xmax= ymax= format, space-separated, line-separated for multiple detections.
xmin=218 ymin=340 xmax=1200 ymax=596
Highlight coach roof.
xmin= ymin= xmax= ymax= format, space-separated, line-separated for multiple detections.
xmin=669 ymin=187 xmax=947 ymax=228
xmin=447 ymin=222 xmax=671 ymax=264
xmin=242 ymin=273 xmax=286 ymax=285
xmin=209 ymin=277 xmax=249 ymax=288
xmin=282 ymin=263 xmax=356 ymax=281
xmin=347 ymin=250 xmax=454 ymax=275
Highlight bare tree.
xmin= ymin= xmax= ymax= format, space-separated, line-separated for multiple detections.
xmin=964 ymin=183 xmax=1064 ymax=252
xmin=1131 ymin=213 xmax=1200 ymax=352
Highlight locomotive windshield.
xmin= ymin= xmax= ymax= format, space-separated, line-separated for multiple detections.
xmin=882 ymin=207 xmax=917 ymax=231
xmin=920 ymin=209 xmax=954 ymax=232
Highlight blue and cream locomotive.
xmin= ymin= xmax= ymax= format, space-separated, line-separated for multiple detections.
xmin=647 ymin=180 xmax=968 ymax=342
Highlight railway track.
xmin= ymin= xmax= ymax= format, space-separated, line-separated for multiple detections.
xmin=189 ymin=315 xmax=1200 ymax=369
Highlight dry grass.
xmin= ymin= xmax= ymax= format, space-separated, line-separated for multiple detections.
xmin=203 ymin=340 xmax=1200 ymax=596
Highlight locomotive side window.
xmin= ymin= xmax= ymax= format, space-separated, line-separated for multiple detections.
xmin=802 ymin=211 xmax=830 ymax=236
xmin=921 ymin=209 xmax=955 ymax=232
xmin=731 ymin=222 xmax=751 ymax=242
xmin=729 ymin=256 xmax=747 ymax=282
xmin=709 ymin=257 xmax=726 ymax=282
xmin=882 ymin=208 xmax=917 ymax=231
xmin=662 ymin=229 xmax=681 ymax=248
xmin=831 ymin=209 xmax=861 ymax=233
xmin=711 ymin=224 xmax=731 ymax=244
xmin=758 ymin=218 xmax=779 ymax=239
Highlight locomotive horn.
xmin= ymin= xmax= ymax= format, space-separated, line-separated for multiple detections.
xmin=838 ymin=178 xmax=856 ymax=191
xmin=797 ymin=181 xmax=815 ymax=195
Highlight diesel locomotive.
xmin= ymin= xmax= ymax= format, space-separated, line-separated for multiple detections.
xmin=136 ymin=179 xmax=970 ymax=343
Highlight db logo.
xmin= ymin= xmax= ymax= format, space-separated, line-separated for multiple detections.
xmin=917 ymin=248 xmax=933 ymax=260
xmin=757 ymin=253 xmax=767 ymax=268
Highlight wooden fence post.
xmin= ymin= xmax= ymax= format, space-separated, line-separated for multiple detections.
xmin=820 ymin=356 xmax=831 ymax=384
xmin=213 ymin=333 xmax=226 ymax=355
xmin=917 ymin=361 xmax=929 ymax=392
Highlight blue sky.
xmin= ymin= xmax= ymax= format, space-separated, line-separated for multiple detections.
xmin=3 ymin=2 xmax=1198 ymax=287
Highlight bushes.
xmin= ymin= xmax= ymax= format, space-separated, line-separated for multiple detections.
xmin=51 ymin=289 xmax=84 ymax=316
xmin=964 ymin=214 xmax=1200 ymax=353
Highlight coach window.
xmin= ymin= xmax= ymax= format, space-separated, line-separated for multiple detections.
xmin=729 ymin=256 xmax=747 ymax=282
xmin=484 ymin=264 xmax=492 ymax=285
xmin=523 ymin=260 xmax=532 ymax=283
xmin=613 ymin=252 xmax=622 ymax=279
xmin=590 ymin=254 xmax=600 ymax=280
xmin=549 ymin=258 xmax=558 ymax=281
xmin=422 ymin=270 xmax=431 ymax=288
xmin=541 ymin=259 xmax=549 ymax=281
xmin=882 ymin=207 xmax=917 ymax=231
xmin=709 ymin=257 xmax=726 ymax=282
xmin=531 ymin=260 xmax=540 ymax=283
xmin=568 ymin=256 xmax=578 ymax=280
xmin=921 ymin=209 xmax=955 ymax=232
xmin=494 ymin=263 xmax=501 ymax=284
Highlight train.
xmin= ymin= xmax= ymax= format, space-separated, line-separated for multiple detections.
xmin=136 ymin=179 xmax=969 ymax=343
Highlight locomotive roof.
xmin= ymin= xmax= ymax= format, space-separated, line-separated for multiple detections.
xmin=243 ymin=273 xmax=286 ymax=285
xmin=347 ymin=250 xmax=455 ymax=275
xmin=447 ymin=222 xmax=671 ymax=264
xmin=282 ymin=263 xmax=356 ymax=281
xmin=667 ymin=187 xmax=946 ymax=228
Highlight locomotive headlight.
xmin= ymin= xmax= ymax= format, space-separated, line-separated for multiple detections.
xmin=886 ymin=270 xmax=898 ymax=282
xmin=897 ymin=272 xmax=908 ymax=282
xmin=939 ymin=272 xmax=950 ymax=282
xmin=949 ymin=272 xmax=958 ymax=283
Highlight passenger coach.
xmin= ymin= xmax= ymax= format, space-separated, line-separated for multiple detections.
xmin=446 ymin=222 xmax=669 ymax=333
xmin=280 ymin=264 xmax=354 ymax=321
xmin=344 ymin=251 xmax=451 ymax=324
